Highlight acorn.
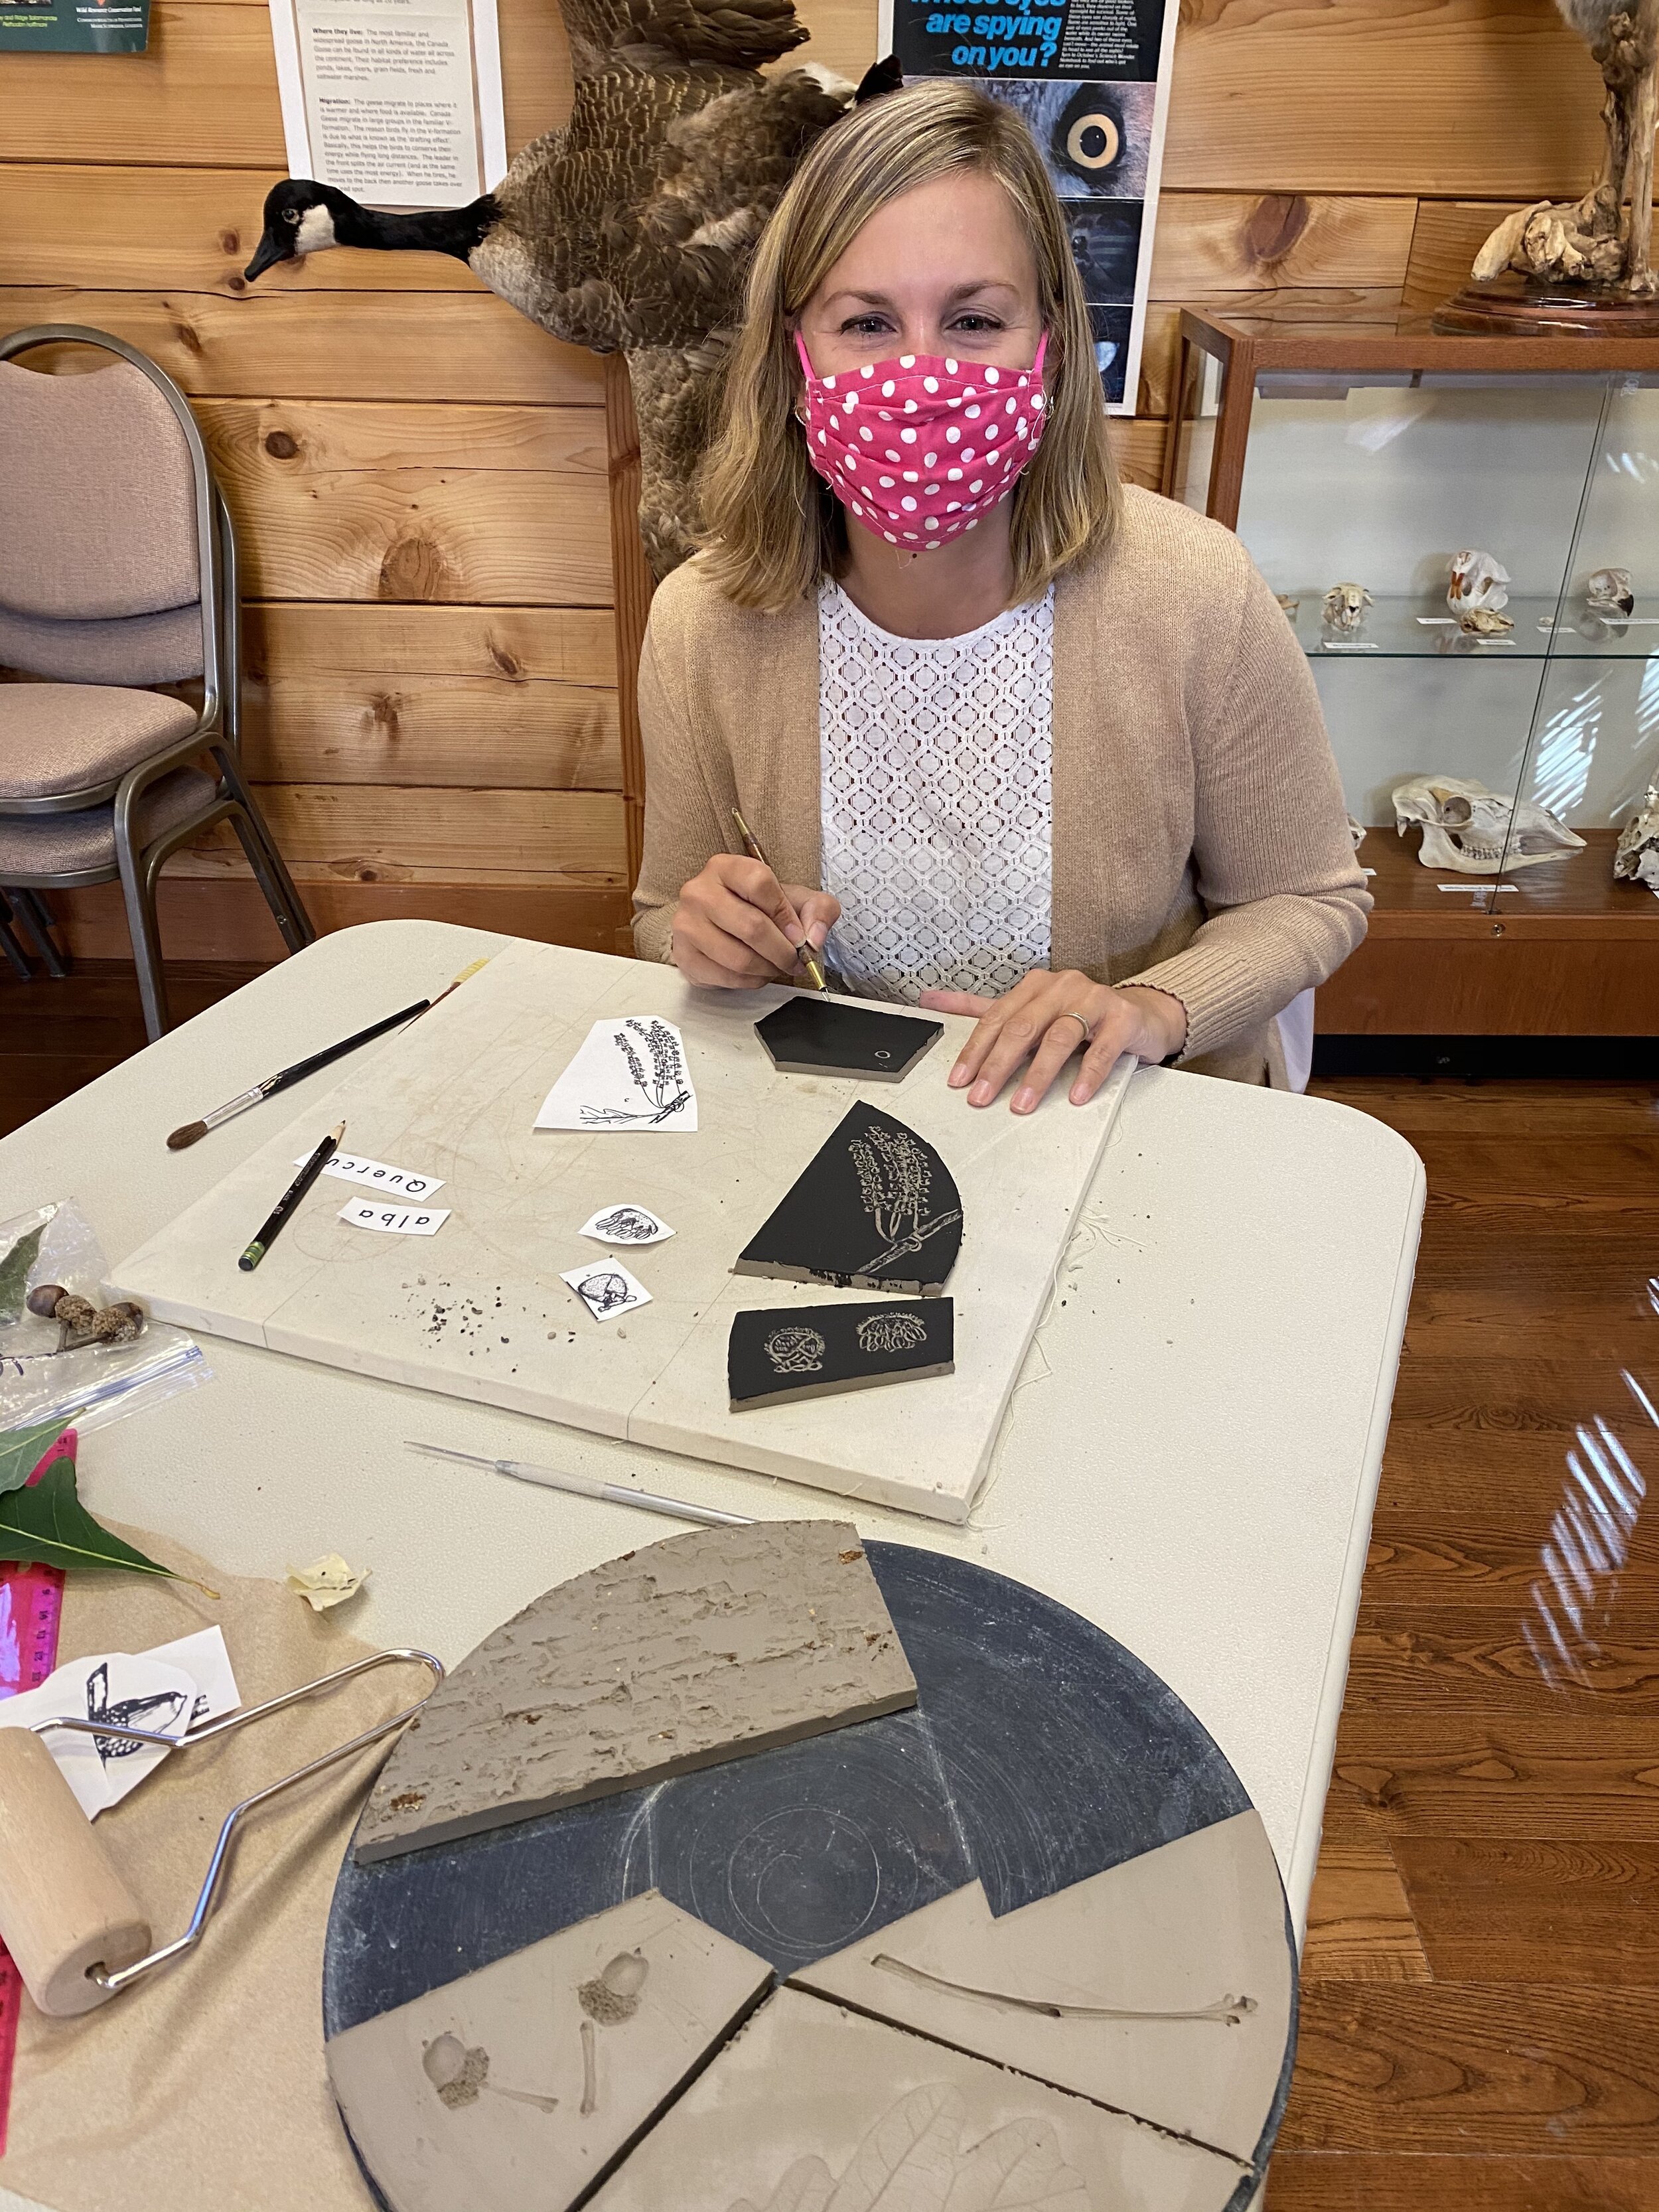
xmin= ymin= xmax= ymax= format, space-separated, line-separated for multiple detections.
xmin=26 ymin=1283 xmax=68 ymax=1318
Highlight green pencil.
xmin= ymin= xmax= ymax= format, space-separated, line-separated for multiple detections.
xmin=239 ymin=1121 xmax=344 ymax=1272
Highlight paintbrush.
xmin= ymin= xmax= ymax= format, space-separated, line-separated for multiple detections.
xmin=406 ymin=1440 xmax=756 ymax=1530
xmin=239 ymin=1120 xmax=344 ymax=1272
xmin=167 ymin=958 xmax=490 ymax=1150
xmin=731 ymin=808 xmax=829 ymax=992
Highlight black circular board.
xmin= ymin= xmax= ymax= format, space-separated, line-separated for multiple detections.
xmin=325 ymin=1543 xmax=1297 ymax=2201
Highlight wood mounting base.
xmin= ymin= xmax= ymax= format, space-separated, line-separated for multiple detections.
xmin=1433 ymin=273 xmax=1659 ymax=336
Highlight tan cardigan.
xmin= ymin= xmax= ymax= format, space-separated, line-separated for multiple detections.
xmin=632 ymin=485 xmax=1370 ymax=1085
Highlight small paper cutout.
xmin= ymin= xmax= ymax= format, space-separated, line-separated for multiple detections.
xmin=287 ymin=1553 xmax=370 ymax=1611
xmin=579 ymin=1205 xmax=675 ymax=1246
xmin=296 ymin=1151 xmax=445 ymax=1199
xmin=535 ymin=1018 xmax=697 ymax=1132
xmin=0 ymin=1630 xmax=238 ymax=1816
xmin=339 ymin=1199 xmax=451 ymax=1236
xmin=561 ymin=1260 xmax=652 ymax=1323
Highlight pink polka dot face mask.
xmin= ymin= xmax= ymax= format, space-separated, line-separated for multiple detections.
xmin=794 ymin=334 xmax=1048 ymax=550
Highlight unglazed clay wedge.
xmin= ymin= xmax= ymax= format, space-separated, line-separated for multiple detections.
xmin=354 ymin=1521 xmax=917 ymax=1864
xmin=587 ymin=1986 xmax=1246 ymax=2211
xmin=326 ymin=1891 xmax=774 ymax=2212
xmin=789 ymin=1810 xmax=1293 ymax=2166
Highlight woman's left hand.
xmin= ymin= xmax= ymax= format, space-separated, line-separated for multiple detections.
xmin=919 ymin=973 xmax=1188 ymax=1113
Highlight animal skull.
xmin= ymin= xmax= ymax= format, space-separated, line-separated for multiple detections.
xmin=1322 ymin=582 xmax=1372 ymax=634
xmin=1457 ymin=606 xmax=1515 ymax=636
xmin=1392 ymin=775 xmax=1587 ymax=874
xmin=1447 ymin=550 xmax=1511 ymax=617
xmin=1615 ymin=782 xmax=1659 ymax=896
xmin=1587 ymin=566 xmax=1634 ymax=615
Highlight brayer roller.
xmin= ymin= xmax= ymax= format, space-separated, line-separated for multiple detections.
xmin=0 ymin=1648 xmax=442 ymax=2018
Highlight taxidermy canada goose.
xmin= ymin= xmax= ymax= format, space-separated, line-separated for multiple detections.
xmin=1472 ymin=0 xmax=1658 ymax=293
xmin=246 ymin=0 xmax=896 ymax=574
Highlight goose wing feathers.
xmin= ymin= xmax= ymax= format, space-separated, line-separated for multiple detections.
xmin=561 ymin=0 xmax=808 ymax=76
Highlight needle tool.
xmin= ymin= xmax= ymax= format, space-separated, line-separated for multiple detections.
xmin=167 ymin=958 xmax=491 ymax=1150
xmin=731 ymin=807 xmax=829 ymax=992
xmin=239 ymin=1121 xmax=344 ymax=1272
xmin=406 ymin=1440 xmax=757 ymax=1530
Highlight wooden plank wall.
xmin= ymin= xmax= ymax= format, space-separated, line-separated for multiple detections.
xmin=0 ymin=0 xmax=1611 ymax=961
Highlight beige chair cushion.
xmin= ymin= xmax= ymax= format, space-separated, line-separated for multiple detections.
xmin=0 ymin=683 xmax=199 ymax=800
xmin=0 ymin=765 xmax=218 ymax=883
xmin=0 ymin=358 xmax=199 ymax=620
xmin=0 ymin=601 xmax=204 ymax=686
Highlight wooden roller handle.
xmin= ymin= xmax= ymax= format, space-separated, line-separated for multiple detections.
xmin=0 ymin=1729 xmax=151 ymax=2018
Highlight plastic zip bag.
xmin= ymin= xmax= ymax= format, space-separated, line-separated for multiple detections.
xmin=0 ymin=1198 xmax=212 ymax=1438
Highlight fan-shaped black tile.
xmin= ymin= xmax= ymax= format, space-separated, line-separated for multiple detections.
xmin=756 ymin=995 xmax=942 ymax=1081
xmin=730 ymin=1298 xmax=953 ymax=1407
xmin=734 ymin=1101 xmax=962 ymax=1295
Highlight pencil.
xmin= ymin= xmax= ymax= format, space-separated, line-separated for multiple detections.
xmin=239 ymin=1122 xmax=345 ymax=1272
xmin=731 ymin=808 xmax=830 ymax=992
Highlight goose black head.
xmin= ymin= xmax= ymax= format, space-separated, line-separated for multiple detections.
xmin=245 ymin=181 xmax=360 ymax=280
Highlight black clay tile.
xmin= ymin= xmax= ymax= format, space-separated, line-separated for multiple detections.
xmin=729 ymin=1298 xmax=955 ymax=1408
xmin=733 ymin=1102 xmax=963 ymax=1296
xmin=755 ymin=995 xmax=943 ymax=1082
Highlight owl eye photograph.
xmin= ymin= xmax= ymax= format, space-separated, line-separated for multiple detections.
xmin=974 ymin=76 xmax=1155 ymax=199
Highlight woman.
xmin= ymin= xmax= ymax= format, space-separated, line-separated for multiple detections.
xmin=630 ymin=81 xmax=1367 ymax=1105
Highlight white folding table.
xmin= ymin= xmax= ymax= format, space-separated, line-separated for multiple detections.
xmin=0 ymin=920 xmax=1423 ymax=1947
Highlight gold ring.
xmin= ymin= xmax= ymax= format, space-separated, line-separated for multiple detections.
xmin=1056 ymin=1010 xmax=1093 ymax=1045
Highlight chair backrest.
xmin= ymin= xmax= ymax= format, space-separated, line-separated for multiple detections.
xmin=0 ymin=329 xmax=224 ymax=696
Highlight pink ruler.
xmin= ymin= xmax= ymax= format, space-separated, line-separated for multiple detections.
xmin=0 ymin=1430 xmax=72 ymax=2156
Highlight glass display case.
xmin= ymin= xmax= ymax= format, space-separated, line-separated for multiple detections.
xmin=1165 ymin=313 xmax=1659 ymax=1034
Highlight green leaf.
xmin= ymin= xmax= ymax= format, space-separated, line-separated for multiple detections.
xmin=0 ymin=1412 xmax=81 ymax=1499
xmin=0 ymin=1459 xmax=191 ymax=1586
xmin=0 ymin=1222 xmax=46 ymax=1325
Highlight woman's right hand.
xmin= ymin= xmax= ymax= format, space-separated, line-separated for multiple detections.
xmin=670 ymin=855 xmax=841 ymax=988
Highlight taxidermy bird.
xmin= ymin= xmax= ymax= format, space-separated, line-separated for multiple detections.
xmin=244 ymin=1 xmax=893 ymax=574
xmin=1473 ymin=0 xmax=1658 ymax=295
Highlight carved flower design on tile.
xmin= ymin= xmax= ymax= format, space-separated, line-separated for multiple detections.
xmin=765 ymin=1325 xmax=827 ymax=1375
xmin=857 ymin=1311 xmax=928 ymax=1356
xmin=593 ymin=1207 xmax=663 ymax=1242
xmin=731 ymin=2083 xmax=1088 ymax=2212
xmin=850 ymin=1124 xmax=963 ymax=1276
xmin=581 ymin=1018 xmax=692 ymax=1126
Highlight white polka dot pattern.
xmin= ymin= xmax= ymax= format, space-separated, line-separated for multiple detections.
xmin=818 ymin=583 xmax=1053 ymax=1004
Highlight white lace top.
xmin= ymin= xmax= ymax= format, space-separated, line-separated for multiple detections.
xmin=818 ymin=581 xmax=1054 ymax=1004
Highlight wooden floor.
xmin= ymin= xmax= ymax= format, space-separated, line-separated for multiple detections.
xmin=4 ymin=964 xmax=1658 ymax=2206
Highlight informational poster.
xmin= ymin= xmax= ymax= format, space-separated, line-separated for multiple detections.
xmin=0 ymin=0 xmax=148 ymax=52
xmin=267 ymin=0 xmax=506 ymax=207
xmin=878 ymin=0 xmax=1179 ymax=413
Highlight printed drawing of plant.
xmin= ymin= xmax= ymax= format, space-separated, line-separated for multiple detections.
xmin=730 ymin=2083 xmax=1088 ymax=2212
xmin=851 ymin=1124 xmax=962 ymax=1276
xmin=579 ymin=1271 xmax=634 ymax=1317
xmin=580 ymin=1019 xmax=693 ymax=1126
xmin=593 ymin=1207 xmax=661 ymax=1242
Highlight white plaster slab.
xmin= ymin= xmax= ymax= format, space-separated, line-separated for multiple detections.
xmin=790 ymin=1810 xmax=1294 ymax=2165
xmin=325 ymin=1891 xmax=774 ymax=2212
xmin=588 ymin=1986 xmax=1246 ymax=2211
xmin=108 ymin=942 xmax=1129 ymax=1523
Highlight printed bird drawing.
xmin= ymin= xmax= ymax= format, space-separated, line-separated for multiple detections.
xmin=244 ymin=1 xmax=895 ymax=574
xmin=1473 ymin=0 xmax=1658 ymax=295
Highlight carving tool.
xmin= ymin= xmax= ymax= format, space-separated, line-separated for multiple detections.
xmin=239 ymin=1120 xmax=344 ymax=1272
xmin=0 ymin=1649 xmax=443 ymax=2019
xmin=166 ymin=958 xmax=491 ymax=1150
xmin=405 ymin=1440 xmax=756 ymax=1529
xmin=0 ymin=1558 xmax=65 ymax=2153
xmin=731 ymin=808 xmax=829 ymax=992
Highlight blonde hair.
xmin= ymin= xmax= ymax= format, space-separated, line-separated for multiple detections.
xmin=696 ymin=80 xmax=1119 ymax=611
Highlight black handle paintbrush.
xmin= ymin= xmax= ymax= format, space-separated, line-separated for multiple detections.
xmin=238 ymin=1122 xmax=345 ymax=1272
xmin=166 ymin=960 xmax=490 ymax=1150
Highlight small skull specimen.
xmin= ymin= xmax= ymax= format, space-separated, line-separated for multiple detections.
xmin=1457 ymin=605 xmax=1515 ymax=636
xmin=1393 ymin=775 xmax=1586 ymax=874
xmin=1322 ymin=582 xmax=1372 ymax=634
xmin=1447 ymin=549 xmax=1510 ymax=619
xmin=1615 ymin=783 xmax=1659 ymax=895
xmin=1275 ymin=594 xmax=1301 ymax=621
xmin=1587 ymin=566 xmax=1634 ymax=616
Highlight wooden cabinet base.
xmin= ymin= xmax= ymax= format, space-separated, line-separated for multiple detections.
xmin=1318 ymin=924 xmax=1659 ymax=1035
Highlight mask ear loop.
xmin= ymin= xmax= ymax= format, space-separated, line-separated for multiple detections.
xmin=792 ymin=331 xmax=814 ymax=427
